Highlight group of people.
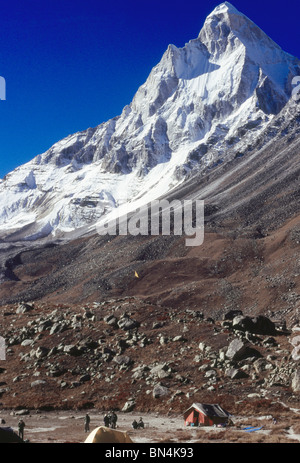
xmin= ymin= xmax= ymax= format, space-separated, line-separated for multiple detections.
xmin=103 ymin=411 xmax=118 ymax=429
xmin=84 ymin=411 xmax=118 ymax=432
xmin=132 ymin=417 xmax=144 ymax=429
xmin=15 ymin=413 xmax=144 ymax=440
xmin=85 ymin=412 xmax=144 ymax=433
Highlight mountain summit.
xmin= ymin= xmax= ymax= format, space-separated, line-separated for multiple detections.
xmin=0 ymin=3 xmax=299 ymax=241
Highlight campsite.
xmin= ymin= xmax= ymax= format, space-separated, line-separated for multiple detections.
xmin=1 ymin=407 xmax=300 ymax=443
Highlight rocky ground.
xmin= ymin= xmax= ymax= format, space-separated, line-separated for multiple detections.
xmin=1 ymin=296 xmax=300 ymax=444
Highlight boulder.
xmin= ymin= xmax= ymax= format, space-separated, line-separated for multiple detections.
xmin=232 ymin=316 xmax=255 ymax=332
xmin=35 ymin=346 xmax=49 ymax=359
xmin=63 ymin=345 xmax=81 ymax=356
xmin=292 ymin=369 xmax=300 ymax=392
xmin=252 ymin=316 xmax=276 ymax=335
xmin=117 ymin=316 xmax=139 ymax=331
xmin=232 ymin=315 xmax=276 ymax=335
xmin=79 ymin=374 xmax=91 ymax=382
xmin=225 ymin=339 xmax=261 ymax=361
xmin=253 ymin=358 xmax=273 ymax=374
xmin=225 ymin=368 xmax=248 ymax=379
xmin=152 ymin=383 xmax=170 ymax=399
xmin=31 ymin=380 xmax=46 ymax=387
xmin=122 ymin=399 xmax=136 ymax=412
xmin=104 ymin=314 xmax=118 ymax=327
xmin=150 ymin=364 xmax=170 ymax=379
xmin=113 ymin=355 xmax=132 ymax=366
xmin=292 ymin=345 xmax=300 ymax=361
xmin=16 ymin=303 xmax=34 ymax=314
xmin=14 ymin=409 xmax=30 ymax=416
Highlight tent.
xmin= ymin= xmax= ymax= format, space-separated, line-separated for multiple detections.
xmin=84 ymin=426 xmax=133 ymax=443
xmin=184 ymin=403 xmax=231 ymax=427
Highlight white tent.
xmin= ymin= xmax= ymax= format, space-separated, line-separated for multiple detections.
xmin=84 ymin=426 xmax=133 ymax=443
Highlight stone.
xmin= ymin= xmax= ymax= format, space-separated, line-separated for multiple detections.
xmin=290 ymin=335 xmax=300 ymax=347
xmin=292 ymin=369 xmax=300 ymax=392
xmin=150 ymin=364 xmax=170 ymax=379
xmin=16 ymin=303 xmax=34 ymax=314
xmin=232 ymin=315 xmax=276 ymax=335
xmin=113 ymin=355 xmax=132 ymax=366
xmin=35 ymin=346 xmax=49 ymax=359
xmin=153 ymin=383 xmax=170 ymax=399
xmin=225 ymin=339 xmax=261 ymax=361
xmin=172 ymin=335 xmax=186 ymax=342
xmin=117 ymin=317 xmax=139 ymax=331
xmin=104 ymin=314 xmax=118 ymax=327
xmin=21 ymin=339 xmax=34 ymax=347
xmin=252 ymin=316 xmax=276 ymax=335
xmin=63 ymin=345 xmax=81 ymax=356
xmin=232 ymin=315 xmax=255 ymax=332
xmin=122 ymin=399 xmax=136 ymax=412
xmin=79 ymin=374 xmax=91 ymax=382
xmin=292 ymin=345 xmax=300 ymax=361
xmin=14 ymin=409 xmax=30 ymax=416
xmin=225 ymin=368 xmax=248 ymax=380
xmin=31 ymin=380 xmax=46 ymax=387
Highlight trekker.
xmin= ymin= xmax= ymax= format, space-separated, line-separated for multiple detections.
xmin=104 ymin=413 xmax=110 ymax=427
xmin=18 ymin=419 xmax=25 ymax=440
xmin=84 ymin=414 xmax=91 ymax=432
xmin=110 ymin=411 xmax=117 ymax=429
xmin=138 ymin=417 xmax=144 ymax=429
xmin=132 ymin=419 xmax=138 ymax=429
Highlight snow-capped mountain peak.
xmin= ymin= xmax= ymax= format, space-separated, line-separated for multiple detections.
xmin=0 ymin=3 xmax=299 ymax=242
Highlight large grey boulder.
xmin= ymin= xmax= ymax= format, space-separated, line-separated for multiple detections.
xmin=16 ymin=303 xmax=34 ymax=314
xmin=226 ymin=339 xmax=261 ymax=361
xmin=232 ymin=315 xmax=276 ymax=335
xmin=153 ymin=383 xmax=170 ymax=399
xmin=117 ymin=316 xmax=139 ymax=331
xmin=122 ymin=399 xmax=136 ymax=412
xmin=232 ymin=316 xmax=255 ymax=332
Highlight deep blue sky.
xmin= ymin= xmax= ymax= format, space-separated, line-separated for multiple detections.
xmin=0 ymin=0 xmax=300 ymax=178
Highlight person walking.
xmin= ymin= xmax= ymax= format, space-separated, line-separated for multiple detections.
xmin=104 ymin=413 xmax=110 ymax=427
xmin=84 ymin=414 xmax=91 ymax=433
xmin=110 ymin=411 xmax=118 ymax=429
xmin=18 ymin=419 xmax=25 ymax=440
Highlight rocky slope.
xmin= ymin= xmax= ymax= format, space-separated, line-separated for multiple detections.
xmin=1 ymin=297 xmax=300 ymax=416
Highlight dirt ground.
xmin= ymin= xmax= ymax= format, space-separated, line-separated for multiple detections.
xmin=2 ymin=409 xmax=300 ymax=444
